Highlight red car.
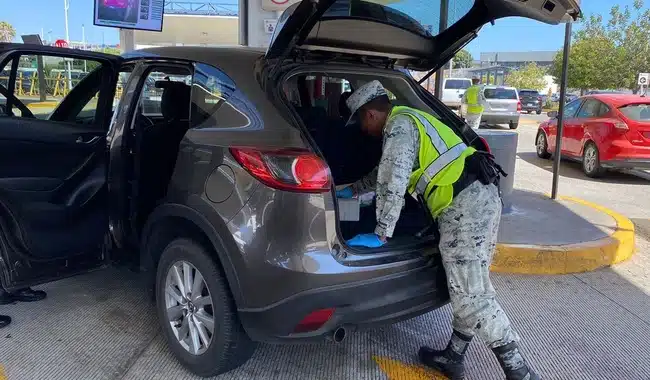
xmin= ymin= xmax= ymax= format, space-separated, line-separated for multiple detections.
xmin=536 ymin=94 xmax=650 ymax=177
xmin=103 ymin=0 xmax=128 ymax=8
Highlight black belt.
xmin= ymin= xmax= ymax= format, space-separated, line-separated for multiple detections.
xmin=452 ymin=155 xmax=480 ymax=197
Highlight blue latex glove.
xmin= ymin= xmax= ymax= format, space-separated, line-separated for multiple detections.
xmin=347 ymin=233 xmax=385 ymax=248
xmin=335 ymin=187 xmax=354 ymax=199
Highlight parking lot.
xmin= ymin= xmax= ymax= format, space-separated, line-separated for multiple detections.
xmin=1 ymin=116 xmax=650 ymax=380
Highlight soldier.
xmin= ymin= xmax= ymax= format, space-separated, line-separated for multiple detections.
xmin=461 ymin=77 xmax=486 ymax=131
xmin=339 ymin=80 xmax=539 ymax=380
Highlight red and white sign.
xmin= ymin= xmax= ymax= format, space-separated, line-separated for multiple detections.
xmin=261 ymin=0 xmax=300 ymax=12
xmin=54 ymin=39 xmax=69 ymax=48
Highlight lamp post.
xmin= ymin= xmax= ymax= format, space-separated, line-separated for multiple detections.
xmin=63 ymin=0 xmax=73 ymax=91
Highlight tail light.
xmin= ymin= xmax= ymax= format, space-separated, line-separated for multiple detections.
xmin=608 ymin=119 xmax=629 ymax=131
xmin=294 ymin=308 xmax=335 ymax=333
xmin=479 ymin=137 xmax=491 ymax=153
xmin=230 ymin=147 xmax=331 ymax=193
xmin=517 ymin=101 xmax=522 ymax=112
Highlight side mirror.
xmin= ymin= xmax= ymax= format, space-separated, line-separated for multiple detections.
xmin=547 ymin=111 xmax=558 ymax=119
xmin=458 ymin=94 xmax=463 ymax=98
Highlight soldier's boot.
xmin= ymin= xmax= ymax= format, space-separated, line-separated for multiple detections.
xmin=492 ymin=342 xmax=541 ymax=380
xmin=418 ymin=330 xmax=473 ymax=380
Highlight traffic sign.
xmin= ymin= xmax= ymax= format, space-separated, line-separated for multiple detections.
xmin=54 ymin=39 xmax=69 ymax=48
xmin=638 ymin=73 xmax=649 ymax=86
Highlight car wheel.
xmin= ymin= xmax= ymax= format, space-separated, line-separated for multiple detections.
xmin=536 ymin=109 xmax=542 ymax=115
xmin=527 ymin=110 xmax=531 ymax=114
xmin=509 ymin=121 xmax=518 ymax=130
xmin=535 ymin=131 xmax=552 ymax=159
xmin=582 ymin=142 xmax=605 ymax=178
xmin=156 ymin=238 xmax=256 ymax=377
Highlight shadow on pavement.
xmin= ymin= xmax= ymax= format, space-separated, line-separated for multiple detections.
xmin=517 ymin=151 xmax=650 ymax=185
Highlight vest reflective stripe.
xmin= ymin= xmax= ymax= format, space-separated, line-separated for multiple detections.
xmin=465 ymin=85 xmax=484 ymax=114
xmin=414 ymin=142 xmax=468 ymax=195
xmin=397 ymin=108 xmax=447 ymax=153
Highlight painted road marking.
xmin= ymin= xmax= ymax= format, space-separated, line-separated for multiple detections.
xmin=0 ymin=364 xmax=7 ymax=380
xmin=374 ymin=356 xmax=448 ymax=380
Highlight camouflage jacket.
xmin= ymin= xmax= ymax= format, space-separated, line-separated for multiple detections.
xmin=352 ymin=114 xmax=420 ymax=238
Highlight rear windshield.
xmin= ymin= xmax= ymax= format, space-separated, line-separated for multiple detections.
xmin=444 ymin=79 xmax=471 ymax=90
xmin=519 ymin=90 xmax=539 ymax=96
xmin=619 ymin=104 xmax=650 ymax=122
xmin=323 ymin=0 xmax=475 ymax=37
xmin=484 ymin=88 xmax=518 ymax=100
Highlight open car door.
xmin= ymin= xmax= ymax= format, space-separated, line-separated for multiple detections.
xmin=0 ymin=44 xmax=123 ymax=291
xmin=265 ymin=0 xmax=580 ymax=72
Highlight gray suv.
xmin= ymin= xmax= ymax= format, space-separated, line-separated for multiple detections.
xmin=0 ymin=0 xmax=580 ymax=377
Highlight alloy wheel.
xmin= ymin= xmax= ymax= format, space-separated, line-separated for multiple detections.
xmin=536 ymin=133 xmax=546 ymax=155
xmin=584 ymin=145 xmax=597 ymax=174
xmin=165 ymin=261 xmax=215 ymax=355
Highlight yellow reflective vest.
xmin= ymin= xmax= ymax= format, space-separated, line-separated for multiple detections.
xmin=465 ymin=85 xmax=484 ymax=114
xmin=390 ymin=106 xmax=476 ymax=217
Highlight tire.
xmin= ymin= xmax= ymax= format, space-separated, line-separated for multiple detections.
xmin=582 ymin=142 xmax=605 ymax=178
xmin=536 ymin=109 xmax=542 ymax=115
xmin=155 ymin=238 xmax=256 ymax=377
xmin=509 ymin=121 xmax=518 ymax=130
xmin=527 ymin=110 xmax=531 ymax=114
xmin=535 ymin=131 xmax=552 ymax=159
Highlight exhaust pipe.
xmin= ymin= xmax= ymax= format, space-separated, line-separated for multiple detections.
xmin=332 ymin=326 xmax=347 ymax=343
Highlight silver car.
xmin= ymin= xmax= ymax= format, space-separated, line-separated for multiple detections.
xmin=481 ymin=86 xmax=521 ymax=129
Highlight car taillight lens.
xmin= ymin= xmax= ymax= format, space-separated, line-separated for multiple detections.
xmin=230 ymin=147 xmax=331 ymax=193
xmin=294 ymin=308 xmax=335 ymax=333
xmin=479 ymin=137 xmax=491 ymax=153
xmin=610 ymin=120 xmax=629 ymax=131
xmin=517 ymin=102 xmax=522 ymax=112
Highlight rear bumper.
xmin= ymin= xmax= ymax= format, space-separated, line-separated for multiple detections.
xmin=238 ymin=260 xmax=449 ymax=343
xmin=481 ymin=112 xmax=521 ymax=125
xmin=600 ymin=139 xmax=650 ymax=169
xmin=521 ymin=104 xmax=542 ymax=112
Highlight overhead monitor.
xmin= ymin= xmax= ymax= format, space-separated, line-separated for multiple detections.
xmin=94 ymin=0 xmax=165 ymax=32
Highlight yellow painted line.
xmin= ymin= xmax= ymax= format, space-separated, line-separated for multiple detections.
xmin=26 ymin=101 xmax=59 ymax=109
xmin=491 ymin=196 xmax=635 ymax=275
xmin=373 ymin=356 xmax=448 ymax=380
xmin=0 ymin=364 xmax=7 ymax=380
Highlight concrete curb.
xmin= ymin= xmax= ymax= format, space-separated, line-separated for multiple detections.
xmin=491 ymin=196 xmax=635 ymax=275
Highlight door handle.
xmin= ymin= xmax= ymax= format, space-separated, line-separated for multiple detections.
xmin=76 ymin=135 xmax=101 ymax=144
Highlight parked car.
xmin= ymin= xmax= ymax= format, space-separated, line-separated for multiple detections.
xmin=536 ymin=94 xmax=650 ymax=177
xmin=0 ymin=0 xmax=580 ymax=377
xmin=518 ymin=89 xmax=543 ymax=114
xmin=480 ymin=85 xmax=521 ymax=129
xmin=441 ymin=77 xmax=472 ymax=109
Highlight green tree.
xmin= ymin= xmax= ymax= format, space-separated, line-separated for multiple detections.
xmin=549 ymin=35 xmax=621 ymax=94
xmin=0 ymin=21 xmax=16 ymax=43
xmin=564 ymin=0 xmax=650 ymax=91
xmin=505 ymin=62 xmax=547 ymax=90
xmin=453 ymin=49 xmax=473 ymax=69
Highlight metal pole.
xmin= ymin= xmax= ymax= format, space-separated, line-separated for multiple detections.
xmin=551 ymin=21 xmax=573 ymax=200
xmin=238 ymin=0 xmax=248 ymax=46
xmin=63 ymin=0 xmax=73 ymax=91
xmin=433 ymin=0 xmax=448 ymax=98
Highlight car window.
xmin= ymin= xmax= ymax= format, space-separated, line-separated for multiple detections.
xmin=444 ymin=79 xmax=471 ymax=90
xmin=484 ymin=88 xmax=518 ymax=100
xmin=0 ymin=54 xmax=102 ymax=120
xmin=519 ymin=90 xmax=539 ymax=97
xmin=619 ymin=103 xmax=650 ymax=122
xmin=576 ymin=99 xmax=604 ymax=118
xmin=191 ymin=63 xmax=256 ymax=130
xmin=138 ymin=69 xmax=192 ymax=117
xmin=562 ymin=99 xmax=582 ymax=118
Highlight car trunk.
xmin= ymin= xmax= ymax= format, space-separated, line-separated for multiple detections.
xmin=519 ymin=90 xmax=541 ymax=107
xmin=280 ymin=71 xmax=436 ymax=247
xmin=484 ymin=87 xmax=519 ymax=112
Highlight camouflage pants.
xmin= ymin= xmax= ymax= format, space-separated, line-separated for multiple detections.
xmin=464 ymin=112 xmax=482 ymax=130
xmin=437 ymin=181 xmax=520 ymax=348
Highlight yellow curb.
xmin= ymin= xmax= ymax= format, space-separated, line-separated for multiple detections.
xmin=373 ymin=356 xmax=447 ymax=380
xmin=26 ymin=101 xmax=59 ymax=109
xmin=0 ymin=364 xmax=6 ymax=380
xmin=491 ymin=196 xmax=635 ymax=275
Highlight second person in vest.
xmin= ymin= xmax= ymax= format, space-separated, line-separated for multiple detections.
xmin=338 ymin=80 xmax=539 ymax=380
xmin=462 ymin=77 xmax=487 ymax=130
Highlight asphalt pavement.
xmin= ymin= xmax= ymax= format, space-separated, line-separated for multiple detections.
xmin=1 ymin=114 xmax=650 ymax=380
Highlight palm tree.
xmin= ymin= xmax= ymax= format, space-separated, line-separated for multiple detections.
xmin=0 ymin=21 xmax=16 ymax=43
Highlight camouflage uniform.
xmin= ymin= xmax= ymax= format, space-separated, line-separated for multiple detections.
xmin=350 ymin=105 xmax=519 ymax=349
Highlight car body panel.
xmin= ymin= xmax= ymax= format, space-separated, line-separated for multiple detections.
xmin=519 ymin=89 xmax=542 ymax=113
xmin=442 ymin=78 xmax=471 ymax=108
xmin=481 ymin=85 xmax=520 ymax=126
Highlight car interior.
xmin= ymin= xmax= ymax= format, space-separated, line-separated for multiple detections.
xmin=282 ymin=71 xmax=438 ymax=245
xmin=129 ymin=67 xmax=194 ymax=234
xmin=0 ymin=55 xmax=111 ymax=264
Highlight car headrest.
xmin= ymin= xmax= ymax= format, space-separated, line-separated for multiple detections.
xmin=156 ymin=80 xmax=191 ymax=121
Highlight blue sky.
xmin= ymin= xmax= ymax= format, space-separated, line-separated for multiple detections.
xmin=1 ymin=0 xmax=642 ymax=56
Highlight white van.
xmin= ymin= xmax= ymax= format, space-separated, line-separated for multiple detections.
xmin=442 ymin=78 xmax=472 ymax=109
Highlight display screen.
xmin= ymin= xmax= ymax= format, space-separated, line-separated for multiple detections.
xmin=94 ymin=0 xmax=165 ymax=32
